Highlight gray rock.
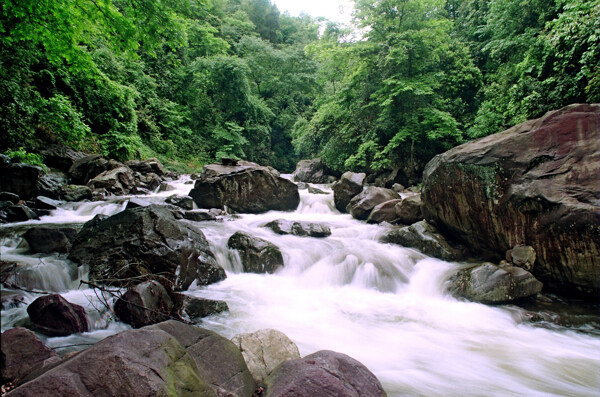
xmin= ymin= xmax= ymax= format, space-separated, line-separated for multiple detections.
xmin=228 ymin=231 xmax=284 ymax=274
xmin=446 ymin=262 xmax=543 ymax=304
xmin=0 ymin=162 xmax=44 ymax=200
xmin=0 ymin=191 xmax=20 ymax=203
xmin=367 ymin=199 xmax=402 ymax=224
xmin=231 ymin=329 xmax=301 ymax=383
xmin=23 ymin=226 xmax=77 ymax=254
xmin=392 ymin=183 xmax=405 ymax=193
xmin=176 ymin=294 xmax=229 ymax=321
xmin=264 ymin=219 xmax=331 ymax=238
xmin=37 ymin=173 xmax=66 ymax=199
xmin=60 ymin=185 xmax=92 ymax=201
xmin=126 ymin=158 xmax=165 ymax=176
xmin=347 ymin=186 xmax=401 ymax=220
xmin=114 ymin=281 xmax=174 ymax=328
xmin=87 ymin=166 xmax=135 ymax=195
xmin=509 ymin=245 xmax=537 ymax=271
xmin=332 ymin=172 xmax=365 ymax=213
xmin=165 ymin=194 xmax=194 ymax=210
xmin=184 ymin=210 xmax=218 ymax=222
xmin=394 ymin=194 xmax=423 ymax=225
xmin=4 ymin=204 xmax=38 ymax=222
xmin=292 ymin=158 xmax=331 ymax=184
xmin=27 ymin=294 xmax=89 ymax=336
xmin=308 ymin=185 xmax=328 ymax=195
xmin=68 ymin=154 xmax=120 ymax=185
xmin=40 ymin=144 xmax=87 ymax=173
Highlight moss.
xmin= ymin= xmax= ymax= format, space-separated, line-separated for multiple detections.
xmin=162 ymin=338 xmax=214 ymax=397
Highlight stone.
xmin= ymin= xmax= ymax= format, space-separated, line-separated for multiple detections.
xmin=40 ymin=145 xmax=87 ymax=173
xmin=381 ymin=220 xmax=464 ymax=261
xmin=114 ymin=281 xmax=174 ymax=328
xmin=421 ymin=104 xmax=600 ymax=297
xmin=190 ymin=162 xmax=299 ymax=213
xmin=367 ymin=199 xmax=402 ymax=224
xmin=175 ymin=294 xmax=229 ymax=321
xmin=87 ymin=166 xmax=135 ymax=195
xmin=4 ymin=204 xmax=38 ymax=222
xmin=184 ymin=210 xmax=218 ymax=222
xmin=308 ymin=185 xmax=328 ymax=195
xmin=332 ymin=172 xmax=365 ymax=213
xmin=125 ymin=197 xmax=153 ymax=209
xmin=126 ymin=158 xmax=165 ymax=176
xmin=231 ymin=329 xmax=301 ymax=383
xmin=6 ymin=327 xmax=213 ymax=397
xmin=145 ymin=320 xmax=256 ymax=397
xmin=36 ymin=173 xmax=66 ymax=199
xmin=392 ymin=183 xmax=405 ymax=193
xmin=60 ymin=185 xmax=92 ymax=201
xmin=347 ymin=186 xmax=401 ymax=220
xmin=1 ymin=327 xmax=60 ymax=384
xmin=165 ymin=194 xmax=195 ymax=210
xmin=509 ymin=245 xmax=537 ymax=271
xmin=264 ymin=219 xmax=331 ymax=238
xmin=297 ymin=182 xmax=309 ymax=190
xmin=263 ymin=350 xmax=387 ymax=397
xmin=23 ymin=227 xmax=77 ymax=254
xmin=158 ymin=181 xmax=177 ymax=192
xmin=292 ymin=158 xmax=332 ymax=184
xmin=68 ymin=205 xmax=225 ymax=290
xmin=228 ymin=231 xmax=284 ymax=274
xmin=0 ymin=192 xmax=20 ymax=203
xmin=1 ymin=293 xmax=26 ymax=310
xmin=394 ymin=194 xmax=423 ymax=225
xmin=27 ymin=294 xmax=89 ymax=336
xmin=68 ymin=154 xmax=119 ymax=185
xmin=446 ymin=262 xmax=543 ymax=304
xmin=28 ymin=196 xmax=61 ymax=211
xmin=0 ymin=162 xmax=44 ymax=200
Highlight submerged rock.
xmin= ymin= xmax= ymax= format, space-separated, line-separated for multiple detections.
xmin=27 ymin=294 xmax=89 ymax=336
xmin=227 ymin=231 xmax=284 ymax=274
xmin=264 ymin=219 xmax=331 ymax=238
xmin=332 ymin=171 xmax=365 ymax=213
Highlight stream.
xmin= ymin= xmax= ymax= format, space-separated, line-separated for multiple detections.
xmin=1 ymin=176 xmax=599 ymax=396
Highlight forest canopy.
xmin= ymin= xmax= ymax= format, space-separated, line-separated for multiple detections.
xmin=1 ymin=0 xmax=598 ymax=175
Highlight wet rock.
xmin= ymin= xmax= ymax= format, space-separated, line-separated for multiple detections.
xmin=114 ymin=281 xmax=174 ymax=328
xmin=87 ymin=166 xmax=135 ymax=195
xmin=392 ymin=183 xmax=405 ymax=193
xmin=264 ymin=219 xmax=331 ymax=238
xmin=27 ymin=294 xmax=89 ymax=336
xmin=1 ymin=293 xmax=26 ymax=310
xmin=36 ymin=173 xmax=66 ymax=199
xmin=367 ymin=199 xmax=402 ymax=224
xmin=40 ymin=145 xmax=87 ymax=173
xmin=68 ymin=205 xmax=225 ymax=290
xmin=228 ymin=231 xmax=284 ymax=274
xmin=332 ymin=172 xmax=365 ymax=213
xmin=28 ymin=196 xmax=61 ymax=211
xmin=125 ymin=197 xmax=152 ymax=209
xmin=145 ymin=320 xmax=256 ymax=397
xmin=0 ymin=192 xmax=20 ymax=204
xmin=381 ymin=220 xmax=464 ymax=261
xmin=297 ymin=182 xmax=309 ymax=190
xmin=308 ymin=185 xmax=328 ymax=195
xmin=446 ymin=262 xmax=543 ymax=304
xmin=126 ymin=158 xmax=165 ymax=177
xmin=231 ymin=329 xmax=301 ymax=383
xmin=1 ymin=327 xmax=60 ymax=384
xmin=6 ymin=327 xmax=213 ymax=397
xmin=23 ymin=227 xmax=77 ymax=254
xmin=60 ymin=185 xmax=92 ymax=202
xmin=175 ymin=294 xmax=229 ymax=321
xmin=508 ymin=245 xmax=537 ymax=271
xmin=4 ymin=204 xmax=38 ymax=223
xmin=348 ymin=186 xmax=400 ymax=220
xmin=190 ymin=162 xmax=299 ymax=213
xmin=421 ymin=104 xmax=600 ymax=297
xmin=68 ymin=154 xmax=120 ymax=185
xmin=394 ymin=194 xmax=423 ymax=225
xmin=292 ymin=158 xmax=333 ymax=184
xmin=158 ymin=181 xmax=176 ymax=192
xmin=184 ymin=210 xmax=218 ymax=222
xmin=165 ymin=194 xmax=194 ymax=210
xmin=263 ymin=350 xmax=387 ymax=397
xmin=0 ymin=162 xmax=44 ymax=200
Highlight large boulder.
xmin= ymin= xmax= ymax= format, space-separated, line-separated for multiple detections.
xmin=227 ymin=231 xmax=284 ymax=274
xmin=292 ymin=159 xmax=333 ymax=184
xmin=126 ymin=158 xmax=165 ymax=177
xmin=0 ymin=162 xmax=44 ymax=200
xmin=1 ymin=327 xmax=60 ymax=384
xmin=175 ymin=294 xmax=229 ymax=322
xmin=347 ymin=187 xmax=400 ymax=220
xmin=381 ymin=220 xmax=464 ymax=261
xmin=26 ymin=294 xmax=89 ymax=336
xmin=87 ymin=166 xmax=136 ymax=196
xmin=114 ymin=281 xmax=174 ymax=328
xmin=68 ymin=205 xmax=225 ymax=290
xmin=68 ymin=154 xmax=120 ymax=185
xmin=231 ymin=329 xmax=301 ymax=383
xmin=190 ymin=162 xmax=300 ymax=213
xmin=264 ymin=219 xmax=331 ymax=238
xmin=145 ymin=320 xmax=256 ymax=397
xmin=39 ymin=144 xmax=87 ymax=173
xmin=36 ymin=173 xmax=66 ymax=199
xmin=60 ymin=184 xmax=92 ymax=201
xmin=367 ymin=199 xmax=402 ymax=224
xmin=394 ymin=194 xmax=423 ymax=225
xmin=421 ymin=104 xmax=600 ymax=297
xmin=23 ymin=227 xmax=77 ymax=254
xmin=332 ymin=172 xmax=365 ymax=213
xmin=446 ymin=262 xmax=543 ymax=304
xmin=263 ymin=350 xmax=387 ymax=397
xmin=6 ymin=327 xmax=214 ymax=397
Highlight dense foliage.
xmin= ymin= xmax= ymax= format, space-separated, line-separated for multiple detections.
xmin=1 ymin=0 xmax=597 ymax=174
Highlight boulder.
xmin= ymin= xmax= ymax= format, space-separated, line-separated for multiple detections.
xmin=184 ymin=210 xmax=218 ymax=222
xmin=60 ymin=185 xmax=92 ymax=201
xmin=381 ymin=220 xmax=464 ymax=261
xmin=228 ymin=231 xmax=284 ymax=274
xmin=263 ymin=350 xmax=387 ymax=397
xmin=145 ymin=320 xmax=255 ymax=397
xmin=347 ymin=187 xmax=400 ymax=220
xmin=87 ymin=166 xmax=135 ymax=195
xmin=190 ymin=162 xmax=300 ymax=213
xmin=292 ymin=158 xmax=332 ymax=184
xmin=297 ymin=182 xmax=309 ymax=190
xmin=332 ymin=172 xmax=365 ymax=213
xmin=114 ymin=281 xmax=174 ymax=328
xmin=158 ymin=181 xmax=176 ymax=192
xmin=392 ymin=183 xmax=405 ymax=193
xmin=231 ymin=329 xmax=301 ymax=383
xmin=1 ymin=327 xmax=60 ymax=384
xmin=40 ymin=145 xmax=87 ymax=173
xmin=36 ymin=173 xmax=66 ymax=199
xmin=26 ymin=294 xmax=89 ymax=336
xmin=264 ymin=219 xmax=331 ymax=238
xmin=0 ymin=192 xmax=20 ymax=204
xmin=308 ymin=185 xmax=328 ymax=195
xmin=508 ymin=245 xmax=537 ymax=271
xmin=28 ymin=196 xmax=61 ymax=211
xmin=175 ymin=294 xmax=229 ymax=321
xmin=165 ymin=194 xmax=194 ymax=210
xmin=126 ymin=159 xmax=165 ymax=177
xmin=394 ymin=194 xmax=424 ymax=225
xmin=0 ymin=162 xmax=44 ymax=200
xmin=68 ymin=154 xmax=119 ymax=185
xmin=367 ymin=199 xmax=402 ymax=224
xmin=23 ymin=227 xmax=77 ymax=254
xmin=6 ymin=327 xmax=213 ymax=397
xmin=2 ymin=204 xmax=38 ymax=223
xmin=446 ymin=262 xmax=543 ymax=304
xmin=68 ymin=205 xmax=225 ymax=290
xmin=421 ymin=104 xmax=600 ymax=297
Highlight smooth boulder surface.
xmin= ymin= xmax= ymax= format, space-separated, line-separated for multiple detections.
xmin=264 ymin=219 xmax=331 ymax=238
xmin=114 ymin=281 xmax=174 ymax=328
xmin=231 ymin=329 xmax=301 ymax=383
xmin=421 ymin=104 xmax=600 ymax=297
xmin=367 ymin=199 xmax=402 ymax=224
xmin=446 ymin=263 xmax=543 ymax=304
xmin=190 ymin=162 xmax=299 ymax=213
xmin=1 ymin=327 xmax=60 ymax=384
xmin=26 ymin=294 xmax=89 ymax=336
xmin=394 ymin=194 xmax=423 ymax=225
xmin=23 ymin=227 xmax=77 ymax=254
xmin=68 ymin=205 xmax=225 ymax=290
xmin=332 ymin=172 xmax=365 ymax=213
xmin=145 ymin=320 xmax=255 ymax=397
xmin=292 ymin=158 xmax=333 ymax=184
xmin=6 ymin=327 xmax=214 ymax=397
xmin=68 ymin=154 xmax=119 ymax=185
xmin=228 ymin=231 xmax=284 ymax=274
xmin=87 ymin=166 xmax=136 ymax=195
xmin=263 ymin=350 xmax=387 ymax=397
xmin=348 ymin=187 xmax=401 ymax=220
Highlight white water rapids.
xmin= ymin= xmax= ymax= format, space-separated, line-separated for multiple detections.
xmin=1 ymin=176 xmax=599 ymax=396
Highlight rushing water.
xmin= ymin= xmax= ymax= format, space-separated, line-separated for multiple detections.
xmin=1 ymin=176 xmax=599 ymax=396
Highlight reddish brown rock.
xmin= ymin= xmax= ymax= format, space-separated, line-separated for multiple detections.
xmin=1 ymin=328 xmax=60 ymax=384
xmin=27 ymin=294 xmax=89 ymax=336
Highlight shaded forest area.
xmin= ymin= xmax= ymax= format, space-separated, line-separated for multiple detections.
xmin=1 ymin=0 xmax=598 ymax=177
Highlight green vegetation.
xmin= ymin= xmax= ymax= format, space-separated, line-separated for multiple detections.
xmin=1 ymin=0 xmax=597 ymax=174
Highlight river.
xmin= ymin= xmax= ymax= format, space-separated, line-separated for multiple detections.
xmin=1 ymin=176 xmax=599 ymax=396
